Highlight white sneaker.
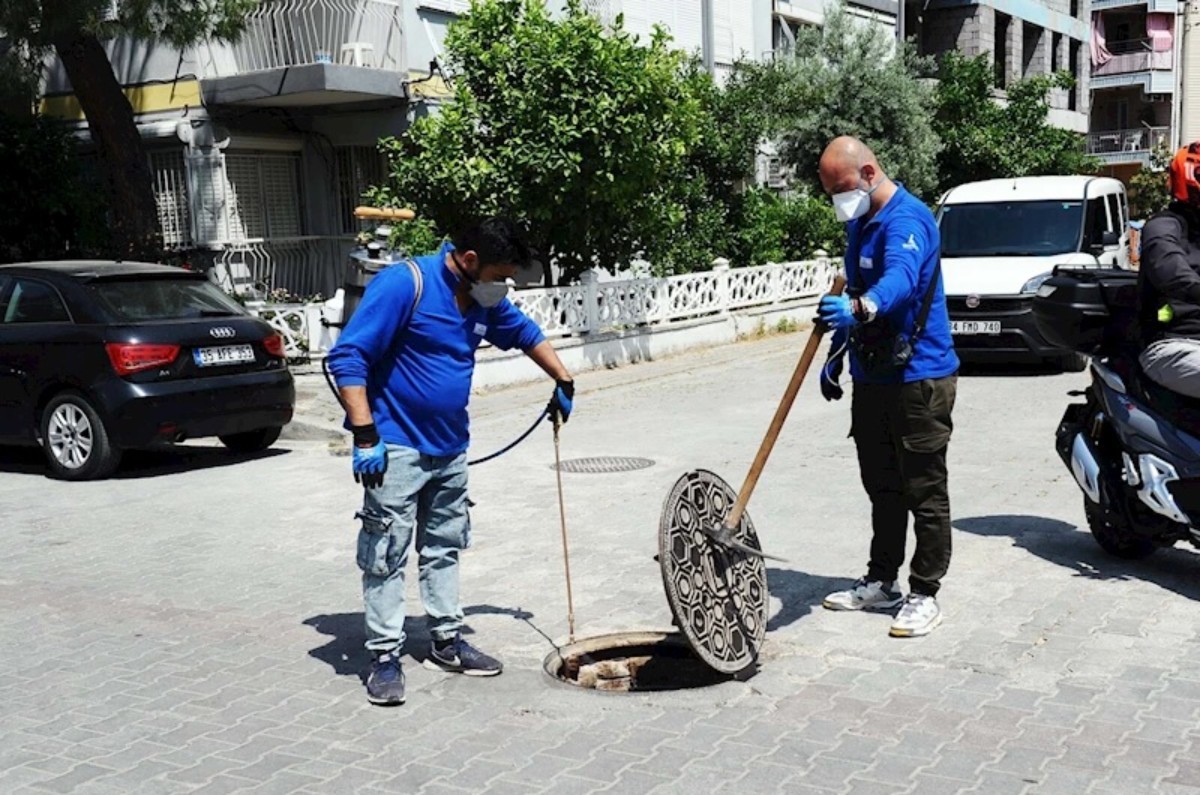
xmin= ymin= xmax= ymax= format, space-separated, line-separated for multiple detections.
xmin=889 ymin=594 xmax=943 ymax=637
xmin=823 ymin=577 xmax=905 ymax=611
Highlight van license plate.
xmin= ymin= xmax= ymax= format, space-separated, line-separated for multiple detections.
xmin=194 ymin=344 xmax=255 ymax=367
xmin=950 ymin=321 xmax=1001 ymax=335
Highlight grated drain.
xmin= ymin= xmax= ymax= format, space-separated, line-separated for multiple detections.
xmin=552 ymin=456 xmax=656 ymax=474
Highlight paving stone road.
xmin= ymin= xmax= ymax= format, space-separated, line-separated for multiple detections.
xmin=3 ymin=333 xmax=1200 ymax=794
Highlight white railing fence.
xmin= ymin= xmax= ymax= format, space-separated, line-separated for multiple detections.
xmin=245 ymin=257 xmax=838 ymax=359
xmin=211 ymin=236 xmax=355 ymax=300
xmin=1086 ymin=126 xmax=1169 ymax=155
xmin=230 ymin=0 xmax=405 ymax=73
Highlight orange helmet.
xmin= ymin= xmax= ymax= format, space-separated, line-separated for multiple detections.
xmin=1169 ymin=142 xmax=1200 ymax=204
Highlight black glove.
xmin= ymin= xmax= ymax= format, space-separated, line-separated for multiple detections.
xmin=350 ymin=423 xmax=387 ymax=489
xmin=548 ymin=379 xmax=574 ymax=425
xmin=820 ymin=354 xmax=845 ymax=402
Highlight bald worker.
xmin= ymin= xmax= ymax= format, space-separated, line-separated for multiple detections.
xmin=815 ymin=137 xmax=959 ymax=638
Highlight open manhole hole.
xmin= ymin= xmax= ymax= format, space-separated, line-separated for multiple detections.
xmin=552 ymin=456 xmax=655 ymax=474
xmin=545 ymin=631 xmax=731 ymax=692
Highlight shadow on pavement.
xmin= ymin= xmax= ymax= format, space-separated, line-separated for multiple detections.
xmin=766 ymin=568 xmax=851 ymax=632
xmin=954 ymin=514 xmax=1200 ymax=602
xmin=0 ymin=443 xmax=287 ymax=480
xmin=304 ymin=604 xmax=540 ymax=680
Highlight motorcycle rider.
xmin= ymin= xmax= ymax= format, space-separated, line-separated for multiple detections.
xmin=1139 ymin=142 xmax=1200 ymax=399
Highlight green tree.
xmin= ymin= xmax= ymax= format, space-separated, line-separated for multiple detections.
xmin=374 ymin=0 xmax=716 ymax=284
xmin=932 ymin=51 xmax=1098 ymax=195
xmin=1128 ymin=145 xmax=1172 ymax=220
xmin=752 ymin=5 xmax=940 ymax=199
xmin=0 ymin=0 xmax=255 ymax=258
xmin=733 ymin=189 xmax=842 ymax=266
xmin=0 ymin=114 xmax=110 ymax=262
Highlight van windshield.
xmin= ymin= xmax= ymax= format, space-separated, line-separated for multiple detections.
xmin=939 ymin=200 xmax=1084 ymax=258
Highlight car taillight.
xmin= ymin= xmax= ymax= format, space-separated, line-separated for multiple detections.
xmin=106 ymin=343 xmax=180 ymax=376
xmin=263 ymin=334 xmax=286 ymax=358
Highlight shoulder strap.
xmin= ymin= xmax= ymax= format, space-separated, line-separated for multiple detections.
xmin=911 ymin=263 xmax=941 ymax=339
xmin=402 ymin=258 xmax=423 ymax=318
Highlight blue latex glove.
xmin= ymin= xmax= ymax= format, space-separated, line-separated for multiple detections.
xmin=817 ymin=294 xmax=857 ymax=331
xmin=350 ymin=423 xmax=387 ymax=489
xmin=548 ymin=379 xmax=574 ymax=425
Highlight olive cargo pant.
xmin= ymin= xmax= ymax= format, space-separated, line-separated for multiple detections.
xmin=851 ymin=376 xmax=957 ymax=597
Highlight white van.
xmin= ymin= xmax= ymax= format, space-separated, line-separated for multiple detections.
xmin=936 ymin=175 xmax=1130 ymax=369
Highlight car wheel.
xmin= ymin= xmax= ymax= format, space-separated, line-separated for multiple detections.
xmin=1058 ymin=352 xmax=1089 ymax=373
xmin=40 ymin=392 xmax=122 ymax=481
xmin=219 ymin=426 xmax=282 ymax=453
xmin=1084 ymin=497 xmax=1156 ymax=559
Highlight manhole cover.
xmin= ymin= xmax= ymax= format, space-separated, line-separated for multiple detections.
xmin=553 ymin=456 xmax=655 ymax=474
xmin=544 ymin=631 xmax=730 ymax=692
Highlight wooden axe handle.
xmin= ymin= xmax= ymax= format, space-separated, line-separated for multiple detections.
xmin=354 ymin=206 xmax=415 ymax=221
xmin=724 ymin=274 xmax=847 ymax=529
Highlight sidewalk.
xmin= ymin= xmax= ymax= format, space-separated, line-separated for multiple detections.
xmin=2 ymin=333 xmax=1199 ymax=795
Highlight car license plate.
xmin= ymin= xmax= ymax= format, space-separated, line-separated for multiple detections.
xmin=193 ymin=344 xmax=255 ymax=367
xmin=950 ymin=320 xmax=1001 ymax=335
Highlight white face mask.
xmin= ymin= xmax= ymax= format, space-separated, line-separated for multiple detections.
xmin=470 ymin=280 xmax=510 ymax=308
xmin=832 ymin=188 xmax=871 ymax=223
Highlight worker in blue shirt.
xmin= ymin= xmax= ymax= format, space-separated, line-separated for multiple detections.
xmin=814 ymin=137 xmax=959 ymax=638
xmin=326 ymin=217 xmax=574 ymax=706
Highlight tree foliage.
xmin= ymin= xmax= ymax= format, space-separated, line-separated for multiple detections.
xmin=1128 ymin=145 xmax=1172 ymax=220
xmin=0 ymin=114 xmax=109 ymax=262
xmin=932 ymin=51 xmax=1098 ymax=195
xmin=0 ymin=0 xmax=254 ymax=258
xmin=752 ymin=7 xmax=940 ymax=199
xmin=374 ymin=0 xmax=752 ymax=283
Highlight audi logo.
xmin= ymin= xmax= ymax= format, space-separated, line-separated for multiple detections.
xmin=209 ymin=327 xmax=236 ymax=339
xmin=965 ymin=295 xmax=981 ymax=309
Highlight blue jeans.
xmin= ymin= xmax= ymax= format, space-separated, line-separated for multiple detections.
xmin=357 ymin=445 xmax=470 ymax=655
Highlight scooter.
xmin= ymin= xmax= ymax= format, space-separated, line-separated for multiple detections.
xmin=1033 ymin=267 xmax=1200 ymax=558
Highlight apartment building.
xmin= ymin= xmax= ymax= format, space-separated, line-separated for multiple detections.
xmin=904 ymin=0 xmax=1091 ymax=133
xmin=34 ymin=1 xmax=781 ymax=294
xmin=1087 ymin=0 xmax=1180 ymax=182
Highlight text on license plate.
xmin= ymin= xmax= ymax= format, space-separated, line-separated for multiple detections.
xmin=193 ymin=344 xmax=255 ymax=367
xmin=950 ymin=320 xmax=1001 ymax=335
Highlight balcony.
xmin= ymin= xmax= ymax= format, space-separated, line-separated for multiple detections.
xmin=1092 ymin=38 xmax=1175 ymax=92
xmin=1091 ymin=0 xmax=1176 ymax=10
xmin=201 ymin=0 xmax=407 ymax=108
xmin=1086 ymin=125 xmax=1169 ymax=165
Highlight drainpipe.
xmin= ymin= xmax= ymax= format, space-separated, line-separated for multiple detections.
xmin=898 ymin=0 xmax=906 ymax=43
xmin=702 ymin=0 xmax=716 ymax=74
xmin=1172 ymin=0 xmax=1184 ymax=148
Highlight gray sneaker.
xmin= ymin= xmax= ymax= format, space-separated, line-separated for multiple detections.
xmin=890 ymin=594 xmax=943 ymax=637
xmin=823 ymin=577 xmax=904 ymax=611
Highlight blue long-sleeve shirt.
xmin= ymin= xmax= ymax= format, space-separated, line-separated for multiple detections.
xmin=844 ymin=184 xmax=959 ymax=384
xmin=326 ymin=242 xmax=546 ymax=457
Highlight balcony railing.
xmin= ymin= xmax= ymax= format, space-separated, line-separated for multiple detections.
xmin=1086 ymin=126 xmax=1169 ymax=156
xmin=1094 ymin=39 xmax=1174 ymax=76
xmin=229 ymin=0 xmax=404 ymax=73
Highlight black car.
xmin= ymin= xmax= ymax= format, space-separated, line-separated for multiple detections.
xmin=0 ymin=261 xmax=295 ymax=480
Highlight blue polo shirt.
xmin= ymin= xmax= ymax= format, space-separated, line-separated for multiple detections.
xmin=844 ymin=184 xmax=959 ymax=384
xmin=326 ymin=242 xmax=546 ymax=457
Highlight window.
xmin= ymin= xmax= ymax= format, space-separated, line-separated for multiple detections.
xmin=1084 ymin=197 xmax=1112 ymax=247
xmin=3 ymin=280 xmax=70 ymax=324
xmin=88 ymin=278 xmax=246 ymax=323
xmin=335 ymin=146 xmax=388 ymax=235
xmin=1069 ymin=41 xmax=1081 ymax=111
xmin=150 ymin=150 xmax=192 ymax=249
xmin=995 ymin=13 xmax=1012 ymax=88
xmin=224 ymin=152 xmax=304 ymax=239
xmin=1106 ymin=193 xmax=1122 ymax=232
xmin=939 ymin=201 xmax=1084 ymax=257
xmin=1052 ymin=33 xmax=1063 ymax=71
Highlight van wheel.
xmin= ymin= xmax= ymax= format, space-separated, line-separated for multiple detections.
xmin=219 ymin=426 xmax=282 ymax=453
xmin=40 ymin=392 xmax=122 ymax=480
xmin=1058 ymin=352 xmax=1089 ymax=373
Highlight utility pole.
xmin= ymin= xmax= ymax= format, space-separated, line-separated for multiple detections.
xmin=702 ymin=0 xmax=716 ymax=74
xmin=897 ymin=0 xmax=906 ymax=43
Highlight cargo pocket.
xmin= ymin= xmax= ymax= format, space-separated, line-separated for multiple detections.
xmin=356 ymin=510 xmax=396 ymax=577
xmin=900 ymin=379 xmax=953 ymax=454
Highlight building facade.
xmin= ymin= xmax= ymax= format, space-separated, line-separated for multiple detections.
xmin=906 ymin=0 xmax=1091 ymax=133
